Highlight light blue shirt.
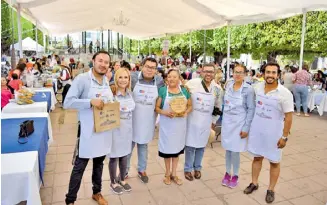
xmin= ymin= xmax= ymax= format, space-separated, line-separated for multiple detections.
xmin=225 ymin=80 xmax=256 ymax=133
xmin=63 ymin=72 xmax=109 ymax=111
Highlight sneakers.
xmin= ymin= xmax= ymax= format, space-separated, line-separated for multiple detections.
xmin=222 ymin=172 xmax=231 ymax=186
xmin=110 ymin=184 xmax=123 ymax=195
xmin=92 ymin=193 xmax=108 ymax=205
xmin=228 ymin=175 xmax=238 ymax=188
xmin=138 ymin=171 xmax=149 ymax=183
xmin=118 ymin=181 xmax=132 ymax=192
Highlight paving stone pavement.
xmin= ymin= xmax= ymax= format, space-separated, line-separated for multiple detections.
xmin=40 ymin=106 xmax=327 ymax=205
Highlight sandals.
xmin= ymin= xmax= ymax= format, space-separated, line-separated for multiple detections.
xmin=194 ymin=171 xmax=201 ymax=179
xmin=163 ymin=175 xmax=171 ymax=185
xmin=171 ymin=175 xmax=183 ymax=185
xmin=184 ymin=172 xmax=194 ymax=181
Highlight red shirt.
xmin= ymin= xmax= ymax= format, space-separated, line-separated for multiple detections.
xmin=8 ymin=79 xmax=23 ymax=91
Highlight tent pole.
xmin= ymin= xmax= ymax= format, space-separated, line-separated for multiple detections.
xmin=227 ymin=21 xmax=231 ymax=80
xmin=35 ymin=21 xmax=38 ymax=57
xmin=189 ymin=32 xmax=192 ymax=63
xmin=203 ymin=30 xmax=206 ymax=64
xmin=138 ymin=40 xmax=140 ymax=57
xmin=17 ymin=3 xmax=23 ymax=58
xmin=43 ymin=33 xmax=46 ymax=54
xmin=299 ymin=9 xmax=307 ymax=70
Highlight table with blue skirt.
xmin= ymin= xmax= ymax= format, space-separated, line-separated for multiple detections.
xmin=1 ymin=117 xmax=49 ymax=183
xmin=32 ymin=92 xmax=51 ymax=112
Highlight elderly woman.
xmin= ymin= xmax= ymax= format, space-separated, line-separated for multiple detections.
xmin=292 ymin=64 xmax=312 ymax=117
xmin=221 ymin=64 xmax=255 ymax=188
xmin=155 ymin=69 xmax=192 ymax=185
xmin=108 ymin=68 xmax=135 ymax=195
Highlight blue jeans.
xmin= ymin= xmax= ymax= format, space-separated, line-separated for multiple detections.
xmin=184 ymin=146 xmax=205 ymax=172
xmin=225 ymin=150 xmax=240 ymax=176
xmin=293 ymin=84 xmax=309 ymax=114
xmin=126 ymin=142 xmax=148 ymax=173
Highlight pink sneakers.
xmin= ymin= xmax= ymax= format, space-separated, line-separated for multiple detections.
xmin=228 ymin=176 xmax=239 ymax=188
xmin=222 ymin=172 xmax=231 ymax=186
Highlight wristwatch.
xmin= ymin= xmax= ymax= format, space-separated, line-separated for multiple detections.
xmin=281 ymin=136 xmax=288 ymax=142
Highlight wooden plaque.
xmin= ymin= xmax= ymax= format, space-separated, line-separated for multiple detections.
xmin=169 ymin=97 xmax=187 ymax=116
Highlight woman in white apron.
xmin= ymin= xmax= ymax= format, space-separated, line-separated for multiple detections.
xmin=221 ymin=65 xmax=255 ymax=188
xmin=155 ymin=69 xmax=192 ymax=186
xmin=107 ymin=68 xmax=135 ymax=195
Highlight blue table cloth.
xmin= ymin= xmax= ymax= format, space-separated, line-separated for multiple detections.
xmin=32 ymin=92 xmax=51 ymax=112
xmin=1 ymin=117 xmax=49 ymax=183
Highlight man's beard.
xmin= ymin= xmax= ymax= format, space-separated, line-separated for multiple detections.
xmin=265 ymin=77 xmax=277 ymax=84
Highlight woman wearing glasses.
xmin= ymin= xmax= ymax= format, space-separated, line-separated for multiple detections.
xmin=221 ymin=65 xmax=255 ymax=188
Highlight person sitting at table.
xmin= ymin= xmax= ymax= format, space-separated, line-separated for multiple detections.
xmin=108 ymin=67 xmax=135 ymax=194
xmin=64 ymin=51 xmax=113 ymax=205
xmin=8 ymin=73 xmax=23 ymax=92
xmin=155 ymin=69 xmax=192 ymax=186
xmin=1 ymin=76 xmax=13 ymax=110
xmin=59 ymin=64 xmax=72 ymax=104
xmin=292 ymin=64 xmax=312 ymax=117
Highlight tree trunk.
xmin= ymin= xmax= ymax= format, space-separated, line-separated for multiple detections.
xmin=213 ymin=51 xmax=226 ymax=66
xmin=267 ymin=51 xmax=278 ymax=63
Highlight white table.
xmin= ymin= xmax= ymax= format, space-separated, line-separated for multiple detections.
xmin=31 ymin=87 xmax=57 ymax=111
xmin=2 ymin=102 xmax=47 ymax=113
xmin=1 ymin=112 xmax=53 ymax=145
xmin=308 ymin=91 xmax=326 ymax=111
xmin=1 ymin=151 xmax=41 ymax=205
xmin=318 ymin=94 xmax=327 ymax=116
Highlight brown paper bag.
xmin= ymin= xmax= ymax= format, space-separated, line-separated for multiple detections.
xmin=93 ymin=102 xmax=120 ymax=133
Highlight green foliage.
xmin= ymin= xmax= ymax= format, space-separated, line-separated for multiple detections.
xmin=1 ymin=0 xmax=45 ymax=53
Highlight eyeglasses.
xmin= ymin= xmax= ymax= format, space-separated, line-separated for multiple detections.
xmin=202 ymin=70 xmax=214 ymax=74
xmin=144 ymin=65 xmax=157 ymax=71
xmin=233 ymin=71 xmax=245 ymax=76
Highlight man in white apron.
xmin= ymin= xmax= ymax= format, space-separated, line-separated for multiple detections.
xmin=63 ymin=51 xmax=113 ymax=205
xmin=184 ymin=64 xmax=222 ymax=181
xmin=244 ymin=62 xmax=293 ymax=204
xmin=125 ymin=57 xmax=164 ymax=183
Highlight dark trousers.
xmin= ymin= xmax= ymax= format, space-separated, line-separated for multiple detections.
xmin=65 ymin=155 xmax=106 ymax=204
xmin=109 ymin=156 xmax=128 ymax=184
xmin=62 ymin=84 xmax=71 ymax=105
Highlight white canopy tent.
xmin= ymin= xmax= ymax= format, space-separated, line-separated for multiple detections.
xmin=6 ymin=0 xmax=327 ymax=75
xmin=10 ymin=37 xmax=44 ymax=52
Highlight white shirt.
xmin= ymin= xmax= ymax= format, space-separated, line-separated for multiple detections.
xmin=253 ymin=82 xmax=294 ymax=114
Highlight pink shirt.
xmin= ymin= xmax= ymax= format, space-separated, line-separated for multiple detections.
xmin=8 ymin=79 xmax=23 ymax=91
xmin=292 ymin=70 xmax=312 ymax=86
xmin=1 ymin=88 xmax=12 ymax=109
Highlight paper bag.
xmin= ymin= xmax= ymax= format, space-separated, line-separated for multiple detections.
xmin=72 ymin=69 xmax=79 ymax=78
xmin=93 ymin=102 xmax=120 ymax=133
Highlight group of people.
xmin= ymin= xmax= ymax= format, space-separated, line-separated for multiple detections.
xmin=282 ymin=65 xmax=326 ymax=117
xmin=63 ymin=51 xmax=294 ymax=205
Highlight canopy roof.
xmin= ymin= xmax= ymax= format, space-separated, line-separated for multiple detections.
xmin=10 ymin=37 xmax=44 ymax=51
xmin=6 ymin=0 xmax=327 ymax=39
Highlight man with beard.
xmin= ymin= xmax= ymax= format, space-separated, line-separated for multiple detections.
xmin=64 ymin=51 xmax=113 ymax=205
xmin=183 ymin=63 xmax=222 ymax=181
xmin=244 ymin=62 xmax=293 ymax=203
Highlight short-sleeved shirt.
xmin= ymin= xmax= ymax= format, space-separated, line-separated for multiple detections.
xmin=158 ymin=86 xmax=191 ymax=109
xmin=254 ymin=82 xmax=294 ymax=114
xmin=293 ymin=70 xmax=312 ymax=86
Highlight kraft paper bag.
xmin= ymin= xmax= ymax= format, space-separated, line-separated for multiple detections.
xmin=93 ymin=102 xmax=120 ymax=133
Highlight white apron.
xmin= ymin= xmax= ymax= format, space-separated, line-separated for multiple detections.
xmin=78 ymin=71 xmax=113 ymax=158
xmin=132 ymin=73 xmax=158 ymax=144
xmin=110 ymin=92 xmax=136 ymax=158
xmin=247 ymin=93 xmax=284 ymax=163
xmin=159 ymin=87 xmax=187 ymax=154
xmin=221 ymin=85 xmax=247 ymax=152
xmin=186 ymin=92 xmax=214 ymax=148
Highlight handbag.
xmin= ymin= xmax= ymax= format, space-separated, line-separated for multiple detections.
xmin=18 ymin=120 xmax=34 ymax=144
xmin=57 ymin=79 xmax=63 ymax=90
